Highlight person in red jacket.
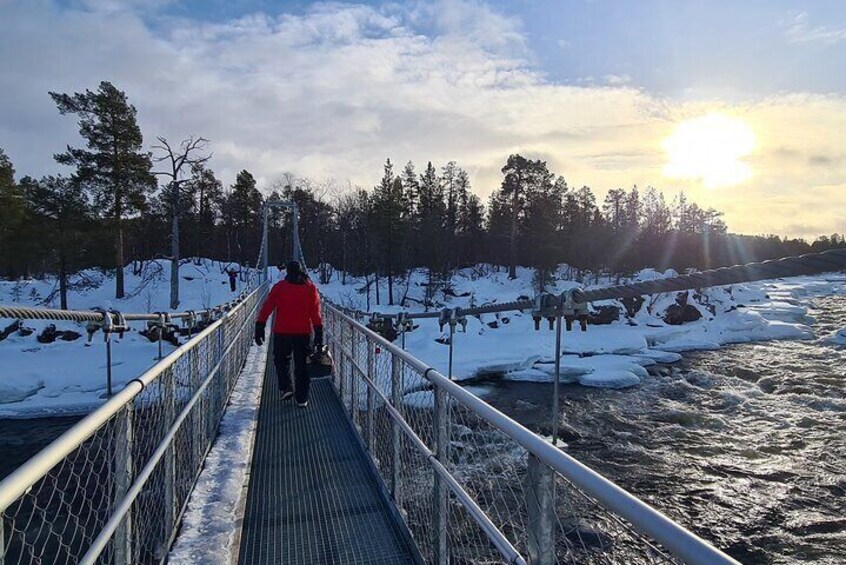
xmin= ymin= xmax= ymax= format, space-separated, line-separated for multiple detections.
xmin=254 ymin=260 xmax=323 ymax=407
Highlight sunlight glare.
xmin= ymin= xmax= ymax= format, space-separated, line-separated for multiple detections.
xmin=662 ymin=114 xmax=756 ymax=188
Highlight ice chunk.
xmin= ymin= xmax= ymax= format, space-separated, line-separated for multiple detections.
xmin=829 ymin=327 xmax=846 ymax=345
xmin=633 ymin=349 xmax=683 ymax=363
xmin=578 ymin=370 xmax=641 ymax=388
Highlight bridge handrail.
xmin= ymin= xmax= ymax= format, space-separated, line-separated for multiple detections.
xmin=0 ymin=282 xmax=267 ymax=564
xmin=326 ymin=301 xmax=740 ymax=565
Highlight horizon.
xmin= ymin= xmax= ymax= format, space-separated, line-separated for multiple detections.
xmin=1 ymin=0 xmax=845 ymax=239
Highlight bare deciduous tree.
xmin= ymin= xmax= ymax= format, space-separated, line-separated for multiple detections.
xmin=154 ymin=136 xmax=210 ymax=309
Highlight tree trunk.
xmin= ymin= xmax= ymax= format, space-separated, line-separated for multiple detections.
xmin=59 ymin=250 xmax=68 ymax=310
xmin=115 ymin=212 xmax=125 ymax=299
xmin=509 ymin=183 xmax=519 ymax=279
xmin=170 ymin=210 xmax=180 ymax=309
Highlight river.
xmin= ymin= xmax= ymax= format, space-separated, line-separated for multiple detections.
xmin=485 ymin=294 xmax=846 ymax=564
xmin=2 ymin=298 xmax=843 ymax=563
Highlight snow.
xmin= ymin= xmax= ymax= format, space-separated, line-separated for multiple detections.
xmin=2 ymin=260 xmax=844 ymax=416
xmin=318 ymin=266 xmax=846 ymax=396
xmin=0 ymin=259 xmax=259 ymax=416
xmin=168 ymin=342 xmax=266 ymax=565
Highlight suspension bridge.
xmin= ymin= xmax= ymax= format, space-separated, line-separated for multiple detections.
xmin=1 ymin=199 xmax=845 ymax=564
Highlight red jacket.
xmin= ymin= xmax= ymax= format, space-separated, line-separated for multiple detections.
xmin=257 ymin=279 xmax=323 ymax=335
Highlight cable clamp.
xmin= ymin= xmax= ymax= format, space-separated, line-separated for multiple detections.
xmin=562 ymin=289 xmax=589 ymax=331
xmin=532 ymin=293 xmax=561 ymax=331
xmin=109 ymin=309 xmax=128 ymax=338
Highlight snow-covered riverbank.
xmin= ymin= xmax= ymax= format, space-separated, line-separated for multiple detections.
xmin=0 ymin=259 xmax=255 ymax=417
xmin=2 ymin=261 xmax=844 ymax=417
xmin=319 ymin=267 xmax=846 ymax=394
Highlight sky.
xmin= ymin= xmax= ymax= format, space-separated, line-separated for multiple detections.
xmin=1 ymin=0 xmax=845 ymax=238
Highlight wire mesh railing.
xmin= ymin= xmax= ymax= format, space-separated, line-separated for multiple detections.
xmin=324 ymin=302 xmax=739 ymax=565
xmin=0 ymin=282 xmax=267 ymax=565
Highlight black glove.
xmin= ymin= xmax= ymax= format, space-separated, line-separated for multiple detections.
xmin=254 ymin=322 xmax=266 ymax=346
xmin=313 ymin=325 xmax=324 ymax=350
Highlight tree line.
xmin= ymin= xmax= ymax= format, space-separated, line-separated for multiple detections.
xmin=1 ymin=81 xmax=844 ymax=309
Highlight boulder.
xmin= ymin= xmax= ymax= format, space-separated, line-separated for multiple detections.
xmin=58 ymin=330 xmax=82 ymax=341
xmin=588 ymin=305 xmax=620 ymax=325
xmin=620 ymin=296 xmax=645 ymax=317
xmin=37 ymin=324 xmax=59 ymax=343
xmin=663 ymin=303 xmax=702 ymax=325
xmin=0 ymin=320 xmax=21 ymax=341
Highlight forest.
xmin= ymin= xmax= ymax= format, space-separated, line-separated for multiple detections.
xmin=1 ymin=81 xmax=844 ymax=308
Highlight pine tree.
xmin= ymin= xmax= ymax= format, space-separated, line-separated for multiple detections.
xmin=417 ymin=161 xmax=447 ymax=292
xmin=22 ymin=176 xmax=91 ymax=309
xmin=50 ymin=82 xmax=156 ymax=299
xmin=372 ymin=159 xmax=407 ymax=305
xmin=499 ymin=154 xmax=532 ymax=279
xmin=224 ymin=170 xmax=263 ymax=265
xmin=0 ymin=147 xmax=27 ymax=278
xmin=186 ymin=163 xmax=224 ymax=258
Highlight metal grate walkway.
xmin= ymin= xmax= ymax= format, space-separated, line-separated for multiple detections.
xmin=238 ymin=365 xmax=418 ymax=564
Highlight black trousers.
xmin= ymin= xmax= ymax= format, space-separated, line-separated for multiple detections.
xmin=273 ymin=334 xmax=311 ymax=402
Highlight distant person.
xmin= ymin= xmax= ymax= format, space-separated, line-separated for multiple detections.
xmin=254 ymin=260 xmax=323 ymax=407
xmin=226 ymin=267 xmax=238 ymax=292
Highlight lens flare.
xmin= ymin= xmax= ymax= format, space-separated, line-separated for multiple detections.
xmin=662 ymin=114 xmax=756 ymax=188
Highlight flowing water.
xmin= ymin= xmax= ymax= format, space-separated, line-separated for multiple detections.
xmin=2 ymin=298 xmax=843 ymax=563
xmin=486 ymin=295 xmax=846 ymax=564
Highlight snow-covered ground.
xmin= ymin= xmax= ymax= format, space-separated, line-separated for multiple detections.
xmin=318 ymin=266 xmax=846 ymax=397
xmin=0 ymin=259 xmax=258 ymax=417
xmin=2 ymin=260 xmax=845 ymax=416
xmin=168 ymin=341 xmax=266 ymax=565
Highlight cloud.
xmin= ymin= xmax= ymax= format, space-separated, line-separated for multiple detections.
xmin=0 ymin=1 xmax=844 ymax=240
xmin=783 ymin=11 xmax=846 ymax=45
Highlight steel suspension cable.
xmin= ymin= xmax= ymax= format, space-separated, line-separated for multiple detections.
xmin=341 ymin=248 xmax=846 ymax=321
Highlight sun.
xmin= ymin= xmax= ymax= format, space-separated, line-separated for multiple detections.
xmin=662 ymin=113 xmax=756 ymax=188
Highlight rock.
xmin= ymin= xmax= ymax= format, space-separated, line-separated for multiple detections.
xmin=37 ymin=324 xmax=59 ymax=344
xmin=663 ymin=303 xmax=702 ymax=325
xmin=487 ymin=321 xmax=499 ymax=329
xmin=1 ymin=320 xmax=21 ymax=341
xmin=58 ymin=330 xmax=82 ymax=341
xmin=588 ymin=305 xmax=620 ymax=325
xmin=18 ymin=326 xmax=34 ymax=337
xmin=620 ymin=295 xmax=645 ymax=317
xmin=366 ymin=321 xmax=398 ymax=342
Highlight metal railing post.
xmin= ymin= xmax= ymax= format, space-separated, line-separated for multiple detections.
xmin=114 ymin=404 xmax=134 ymax=565
xmin=351 ymin=325 xmax=360 ymax=428
xmin=433 ymin=386 xmax=449 ymax=564
xmin=163 ymin=366 xmax=177 ymax=552
xmin=527 ymin=454 xmax=556 ymax=565
xmin=338 ymin=321 xmax=346 ymax=409
xmin=105 ymin=335 xmax=113 ymax=397
xmin=366 ymin=338 xmax=375 ymax=451
xmin=391 ymin=351 xmax=402 ymax=499
xmin=191 ymin=347 xmax=204 ymax=470
xmin=0 ymin=516 xmax=5 ymax=565
xmin=552 ymin=313 xmax=562 ymax=446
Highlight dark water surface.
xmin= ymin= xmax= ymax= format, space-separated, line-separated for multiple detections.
xmin=0 ymin=416 xmax=81 ymax=480
xmin=486 ymin=295 xmax=846 ymax=564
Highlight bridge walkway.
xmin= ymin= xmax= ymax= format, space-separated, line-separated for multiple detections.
xmin=237 ymin=363 xmax=419 ymax=565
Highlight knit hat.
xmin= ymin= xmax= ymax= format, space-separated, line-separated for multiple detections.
xmin=286 ymin=260 xmax=303 ymax=274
